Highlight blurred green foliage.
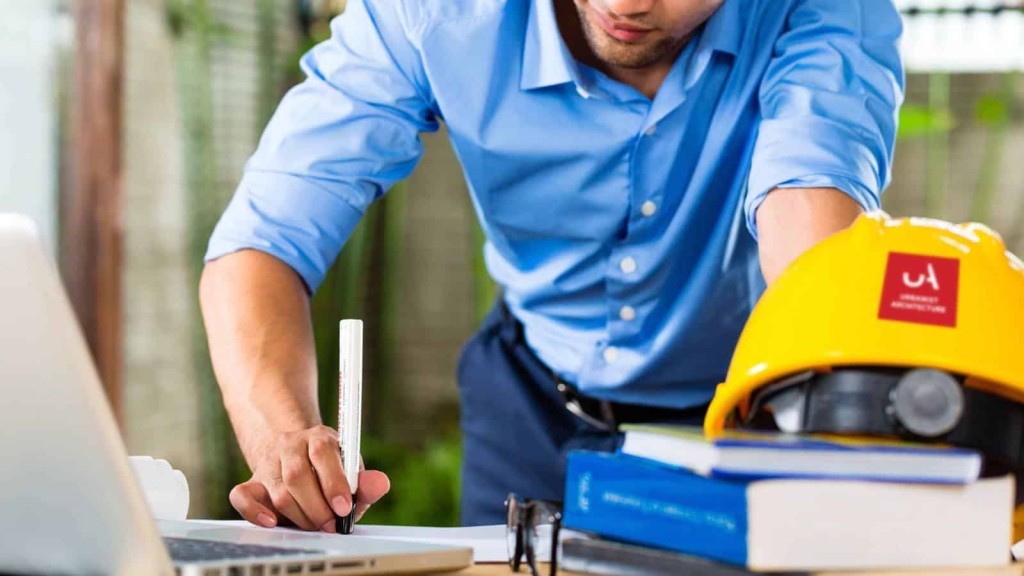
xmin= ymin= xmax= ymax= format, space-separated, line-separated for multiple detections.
xmin=976 ymin=93 xmax=1011 ymax=127
xmin=166 ymin=0 xmax=236 ymax=40
xmin=897 ymin=103 xmax=956 ymax=140
xmin=969 ymin=75 xmax=1018 ymax=224
xmin=359 ymin=433 xmax=462 ymax=527
xmin=895 ymin=73 xmax=1019 ymax=233
xmin=171 ymin=0 xmax=250 ymax=521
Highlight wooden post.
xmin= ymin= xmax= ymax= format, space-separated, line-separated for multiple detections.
xmin=62 ymin=0 xmax=126 ymax=421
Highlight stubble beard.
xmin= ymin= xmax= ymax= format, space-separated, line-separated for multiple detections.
xmin=575 ymin=5 xmax=685 ymax=69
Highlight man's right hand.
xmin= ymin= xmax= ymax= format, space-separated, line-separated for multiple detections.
xmin=227 ymin=425 xmax=391 ymax=533
xmin=200 ymin=252 xmax=390 ymax=533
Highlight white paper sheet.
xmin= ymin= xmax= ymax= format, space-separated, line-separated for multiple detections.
xmin=352 ymin=524 xmax=509 ymax=562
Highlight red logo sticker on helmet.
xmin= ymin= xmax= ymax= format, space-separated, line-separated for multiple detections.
xmin=879 ymin=252 xmax=960 ymax=327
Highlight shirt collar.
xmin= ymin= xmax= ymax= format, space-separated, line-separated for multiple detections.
xmin=520 ymin=0 xmax=741 ymax=93
xmin=521 ymin=0 xmax=579 ymax=91
xmin=696 ymin=0 xmax=741 ymax=58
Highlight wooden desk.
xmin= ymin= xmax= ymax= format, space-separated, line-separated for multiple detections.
xmin=459 ymin=564 xmax=573 ymax=575
xmin=466 ymin=562 xmax=776 ymax=575
xmin=458 ymin=562 xmax=1024 ymax=575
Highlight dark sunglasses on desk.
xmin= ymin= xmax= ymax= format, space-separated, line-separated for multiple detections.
xmin=505 ymin=493 xmax=563 ymax=576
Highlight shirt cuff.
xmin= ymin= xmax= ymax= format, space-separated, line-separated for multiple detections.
xmin=745 ymin=117 xmax=884 ymax=240
xmin=204 ymin=170 xmax=366 ymax=293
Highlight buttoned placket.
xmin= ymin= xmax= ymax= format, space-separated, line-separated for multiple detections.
xmin=580 ymin=42 xmax=714 ymax=374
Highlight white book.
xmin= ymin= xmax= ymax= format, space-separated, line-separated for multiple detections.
xmin=620 ymin=424 xmax=982 ymax=483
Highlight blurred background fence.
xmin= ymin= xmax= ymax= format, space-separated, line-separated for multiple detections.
xmin=0 ymin=0 xmax=1021 ymax=526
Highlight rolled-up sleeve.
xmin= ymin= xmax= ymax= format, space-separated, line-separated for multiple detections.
xmin=205 ymin=0 xmax=438 ymax=292
xmin=745 ymin=0 xmax=905 ymax=239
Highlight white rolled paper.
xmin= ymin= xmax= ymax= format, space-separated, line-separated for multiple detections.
xmin=128 ymin=456 xmax=190 ymax=521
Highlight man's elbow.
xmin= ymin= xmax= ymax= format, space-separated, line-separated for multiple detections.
xmin=755 ymin=187 xmax=864 ymax=284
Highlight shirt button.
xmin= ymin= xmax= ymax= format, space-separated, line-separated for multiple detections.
xmin=603 ymin=346 xmax=619 ymax=364
xmin=641 ymin=201 xmax=657 ymax=217
xmin=619 ymin=306 xmax=636 ymax=321
xmin=576 ymin=85 xmax=591 ymax=99
xmin=644 ymin=124 xmax=657 ymax=137
xmin=619 ymin=256 xmax=637 ymax=274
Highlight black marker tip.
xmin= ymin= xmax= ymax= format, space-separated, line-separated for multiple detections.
xmin=337 ymin=496 xmax=357 ymax=535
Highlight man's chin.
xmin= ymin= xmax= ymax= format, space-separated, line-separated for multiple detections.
xmin=591 ymin=43 xmax=663 ymax=69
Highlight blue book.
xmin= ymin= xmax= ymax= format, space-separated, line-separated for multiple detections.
xmin=562 ymin=451 xmax=1012 ymax=571
xmin=620 ymin=424 xmax=981 ymax=484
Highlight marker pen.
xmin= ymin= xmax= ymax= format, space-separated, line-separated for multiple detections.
xmin=337 ymin=319 xmax=363 ymax=534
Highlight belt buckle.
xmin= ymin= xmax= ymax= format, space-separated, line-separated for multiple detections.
xmin=556 ymin=380 xmax=616 ymax=432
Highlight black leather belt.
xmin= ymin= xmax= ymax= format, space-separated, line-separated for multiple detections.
xmin=496 ymin=299 xmax=709 ymax=432
xmin=555 ymin=378 xmax=709 ymax=432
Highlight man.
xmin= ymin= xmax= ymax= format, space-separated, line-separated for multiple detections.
xmin=201 ymin=0 xmax=904 ymax=531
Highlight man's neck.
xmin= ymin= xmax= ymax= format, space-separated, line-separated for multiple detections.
xmin=554 ymin=1 xmax=684 ymax=100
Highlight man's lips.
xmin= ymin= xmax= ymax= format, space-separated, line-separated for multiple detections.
xmin=591 ymin=8 xmax=654 ymax=43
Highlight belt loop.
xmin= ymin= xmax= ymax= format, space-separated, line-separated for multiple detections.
xmin=498 ymin=297 xmax=526 ymax=345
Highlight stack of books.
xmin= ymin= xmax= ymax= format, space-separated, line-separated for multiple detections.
xmin=561 ymin=425 xmax=1014 ymax=573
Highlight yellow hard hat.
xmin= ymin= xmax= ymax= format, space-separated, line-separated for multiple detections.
xmin=704 ymin=212 xmax=1024 ymax=465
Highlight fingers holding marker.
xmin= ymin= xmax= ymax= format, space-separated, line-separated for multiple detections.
xmin=308 ymin=429 xmax=354 ymax=516
xmin=353 ymin=469 xmax=391 ymax=521
xmin=229 ymin=479 xmax=278 ymax=528
xmin=229 ymin=462 xmax=389 ymax=529
xmin=357 ymin=469 xmax=391 ymax=502
xmin=265 ymin=463 xmax=318 ymax=531
xmin=280 ymin=437 xmax=337 ymax=532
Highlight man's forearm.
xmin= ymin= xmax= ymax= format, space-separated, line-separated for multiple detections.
xmin=755 ymin=187 xmax=865 ymax=285
xmin=199 ymin=249 xmax=321 ymax=469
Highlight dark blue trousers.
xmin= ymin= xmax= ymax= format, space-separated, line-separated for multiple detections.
xmin=456 ymin=303 xmax=621 ymax=525
xmin=457 ymin=303 xmax=710 ymax=525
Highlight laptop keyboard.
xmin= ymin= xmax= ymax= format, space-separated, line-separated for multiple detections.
xmin=164 ymin=536 xmax=321 ymax=563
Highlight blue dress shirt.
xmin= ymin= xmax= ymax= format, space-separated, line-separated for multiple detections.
xmin=206 ymin=0 xmax=904 ymax=408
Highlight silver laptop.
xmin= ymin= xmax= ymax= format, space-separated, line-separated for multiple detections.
xmin=0 ymin=213 xmax=472 ymax=576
